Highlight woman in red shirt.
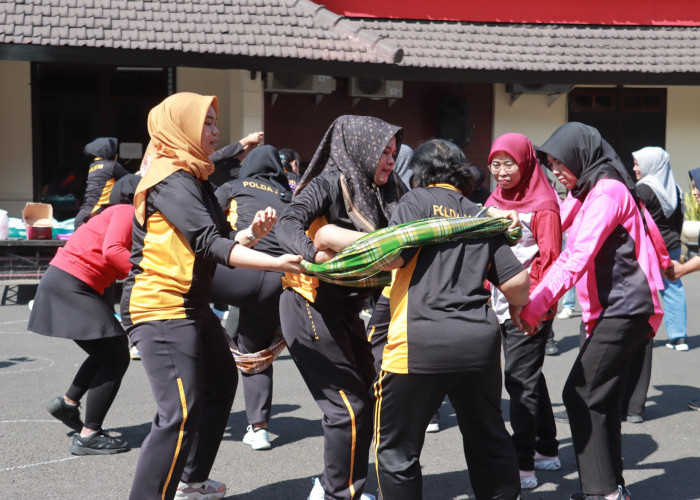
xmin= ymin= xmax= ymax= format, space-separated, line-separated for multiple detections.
xmin=28 ymin=175 xmax=139 ymax=455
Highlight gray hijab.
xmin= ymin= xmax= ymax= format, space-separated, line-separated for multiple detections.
xmin=633 ymin=147 xmax=680 ymax=218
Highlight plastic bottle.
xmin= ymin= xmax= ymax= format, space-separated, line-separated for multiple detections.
xmin=0 ymin=209 xmax=9 ymax=239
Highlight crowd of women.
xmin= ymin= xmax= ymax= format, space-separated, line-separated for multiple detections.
xmin=27 ymin=90 xmax=693 ymax=500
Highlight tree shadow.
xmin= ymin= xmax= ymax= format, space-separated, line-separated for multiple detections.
xmin=222 ymin=403 xmax=323 ymax=447
xmin=643 ymin=384 xmax=700 ymax=421
xmin=0 ymin=356 xmax=36 ymax=369
xmin=548 ymin=333 xmax=581 ymax=357
xmin=108 ymin=421 xmax=153 ymax=449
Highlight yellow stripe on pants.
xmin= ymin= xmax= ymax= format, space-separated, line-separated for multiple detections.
xmin=162 ymin=377 xmax=188 ymax=500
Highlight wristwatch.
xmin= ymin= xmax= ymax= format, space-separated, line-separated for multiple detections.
xmin=246 ymin=228 xmax=261 ymax=242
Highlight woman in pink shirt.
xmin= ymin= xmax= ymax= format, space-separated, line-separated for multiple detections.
xmin=486 ymin=133 xmax=562 ymax=490
xmin=517 ymin=123 xmax=671 ymax=500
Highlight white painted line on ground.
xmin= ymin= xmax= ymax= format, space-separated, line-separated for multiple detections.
xmin=0 ymin=456 xmax=80 ymax=472
xmin=0 ymin=419 xmax=60 ymax=424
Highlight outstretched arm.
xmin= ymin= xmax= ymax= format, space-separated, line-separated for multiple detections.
xmin=227 ymin=243 xmax=304 ymax=273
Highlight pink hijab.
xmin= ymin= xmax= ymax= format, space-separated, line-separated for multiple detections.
xmin=486 ymin=133 xmax=560 ymax=214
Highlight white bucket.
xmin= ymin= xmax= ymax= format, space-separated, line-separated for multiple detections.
xmin=0 ymin=209 xmax=8 ymax=239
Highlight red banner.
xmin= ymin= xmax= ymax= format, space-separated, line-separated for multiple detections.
xmin=322 ymin=0 xmax=700 ymax=26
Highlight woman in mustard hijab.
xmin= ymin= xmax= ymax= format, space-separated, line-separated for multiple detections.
xmin=120 ymin=92 xmax=303 ymax=500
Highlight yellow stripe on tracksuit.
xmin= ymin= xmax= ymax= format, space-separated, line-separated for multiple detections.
xmin=162 ymin=377 xmax=188 ymax=500
xmin=339 ymin=390 xmax=357 ymax=498
xmin=382 ymin=250 xmax=421 ymax=374
xmin=372 ymin=370 xmax=388 ymax=500
xmin=91 ymin=177 xmax=116 ymax=213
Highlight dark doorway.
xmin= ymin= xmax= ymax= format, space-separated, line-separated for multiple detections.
xmin=568 ymin=87 xmax=667 ymax=168
xmin=31 ymin=63 xmax=171 ymax=219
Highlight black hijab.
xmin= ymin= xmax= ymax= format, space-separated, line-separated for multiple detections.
xmin=537 ymin=122 xmax=637 ymax=202
xmin=83 ymin=137 xmax=118 ymax=160
xmin=239 ymin=145 xmax=292 ymax=203
xmin=108 ymin=174 xmax=141 ymax=205
xmin=296 ymin=115 xmax=405 ymax=232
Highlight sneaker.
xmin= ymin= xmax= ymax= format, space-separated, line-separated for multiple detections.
xmin=688 ymin=399 xmax=700 ymax=411
xmin=69 ymin=429 xmax=130 ymax=455
xmin=554 ymin=410 xmax=569 ymax=423
xmin=308 ymin=477 xmax=324 ymax=500
xmin=243 ymin=425 xmax=271 ymax=450
xmin=520 ymin=470 xmax=537 ymax=489
xmin=28 ymin=299 xmax=34 ymax=311
xmin=570 ymin=485 xmax=630 ymax=500
xmin=666 ymin=338 xmax=689 ymax=351
xmin=625 ymin=412 xmax=643 ymax=424
xmin=557 ymin=307 xmax=574 ymax=319
xmin=545 ymin=338 xmax=560 ymax=356
xmin=534 ymin=452 xmax=561 ymax=471
xmin=175 ymin=478 xmax=226 ymax=500
xmin=211 ymin=307 xmax=228 ymax=321
xmin=46 ymin=396 xmax=83 ymax=432
xmin=426 ymin=410 xmax=440 ymax=433
xmin=129 ymin=345 xmax=141 ymax=360
xmin=307 ymin=477 xmax=375 ymax=500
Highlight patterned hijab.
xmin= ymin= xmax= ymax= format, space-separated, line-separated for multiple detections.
xmin=486 ymin=133 xmax=559 ymax=214
xmin=537 ymin=122 xmax=636 ymax=202
xmin=134 ymin=92 xmax=218 ymax=224
xmin=296 ymin=115 xmax=405 ymax=232
xmin=633 ymin=147 xmax=679 ymax=218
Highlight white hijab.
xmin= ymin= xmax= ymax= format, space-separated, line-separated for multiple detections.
xmin=632 ymin=146 xmax=680 ymax=218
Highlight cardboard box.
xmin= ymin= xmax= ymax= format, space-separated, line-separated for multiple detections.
xmin=22 ymin=203 xmax=53 ymax=240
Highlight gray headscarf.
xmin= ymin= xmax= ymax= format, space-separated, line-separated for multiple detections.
xmin=393 ymin=144 xmax=414 ymax=188
xmin=633 ymin=147 xmax=680 ymax=218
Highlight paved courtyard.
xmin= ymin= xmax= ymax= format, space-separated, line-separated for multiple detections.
xmin=2 ymin=278 xmax=700 ymax=499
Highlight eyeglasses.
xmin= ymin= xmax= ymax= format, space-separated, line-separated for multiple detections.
xmin=488 ymin=161 xmax=518 ymax=174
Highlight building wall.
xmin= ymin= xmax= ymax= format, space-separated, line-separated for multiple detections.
xmin=0 ymin=60 xmax=34 ymax=217
xmin=492 ymin=83 xmax=568 ymax=149
xmin=493 ymin=83 xmax=700 ymax=192
xmin=264 ymin=79 xmax=493 ymax=169
xmin=666 ymin=86 xmax=700 ymax=190
xmin=176 ymin=67 xmax=264 ymax=148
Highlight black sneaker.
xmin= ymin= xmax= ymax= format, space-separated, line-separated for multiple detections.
xmin=688 ymin=399 xmax=700 ymax=411
xmin=46 ymin=396 xmax=83 ymax=432
xmin=545 ymin=339 xmax=560 ymax=356
xmin=69 ymin=430 xmax=130 ymax=455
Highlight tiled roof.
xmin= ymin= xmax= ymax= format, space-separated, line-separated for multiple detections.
xmin=354 ymin=18 xmax=700 ymax=75
xmin=0 ymin=0 xmax=402 ymax=65
xmin=3 ymin=0 xmax=700 ymax=78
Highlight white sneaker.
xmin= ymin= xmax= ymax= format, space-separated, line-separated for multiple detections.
xmin=243 ymin=425 xmax=271 ymax=450
xmin=307 ymin=477 xmax=375 ymax=500
xmin=557 ymin=307 xmax=573 ymax=319
xmin=175 ymin=478 xmax=226 ymax=500
xmin=129 ymin=345 xmax=141 ymax=360
xmin=666 ymin=338 xmax=689 ymax=351
xmin=519 ymin=471 xmax=538 ymax=489
xmin=426 ymin=415 xmax=440 ymax=433
xmin=534 ymin=454 xmax=561 ymax=471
